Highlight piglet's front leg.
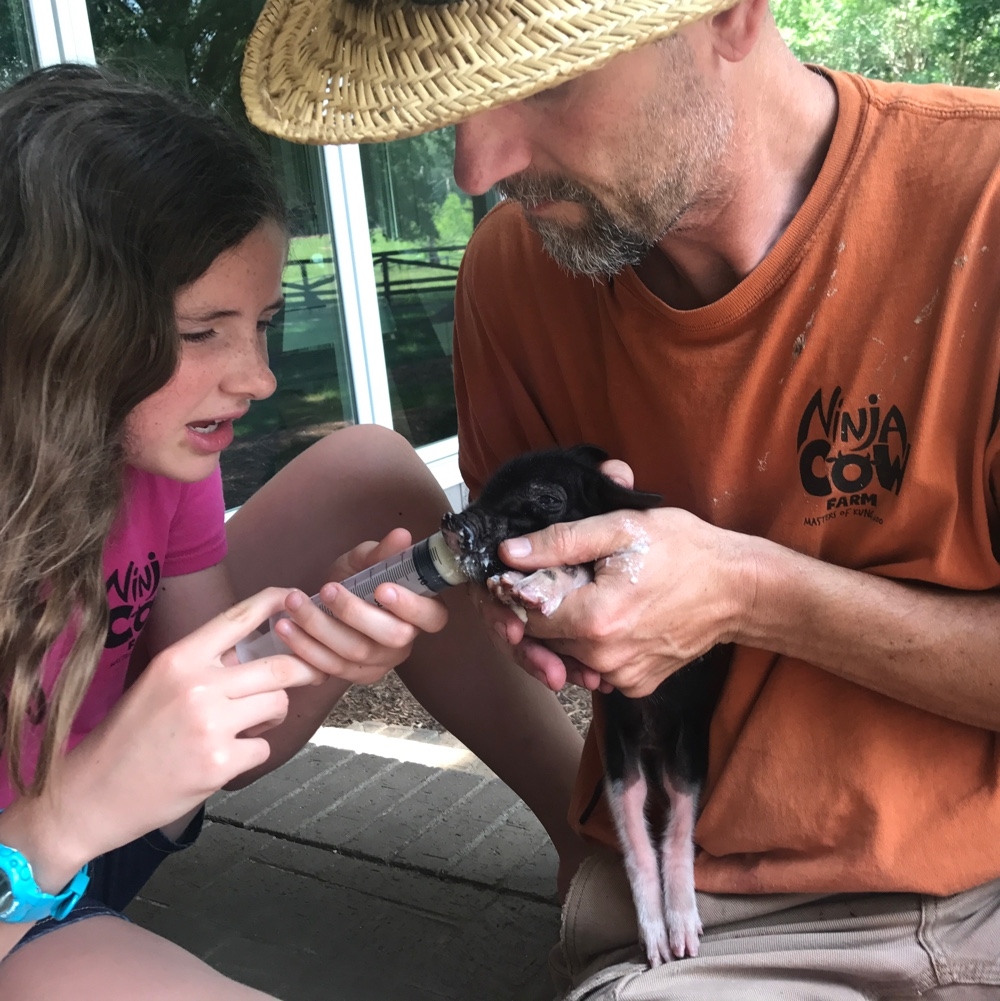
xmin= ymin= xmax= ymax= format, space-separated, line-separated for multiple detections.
xmin=488 ymin=565 xmax=592 ymax=618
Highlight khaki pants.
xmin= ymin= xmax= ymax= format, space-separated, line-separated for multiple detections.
xmin=552 ymin=852 xmax=1000 ymax=1000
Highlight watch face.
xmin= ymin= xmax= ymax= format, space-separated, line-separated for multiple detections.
xmin=0 ymin=870 xmax=12 ymax=917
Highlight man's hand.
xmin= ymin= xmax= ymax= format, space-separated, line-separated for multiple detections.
xmin=470 ymin=457 xmax=755 ymax=696
xmin=495 ymin=505 xmax=759 ymax=698
xmin=472 ymin=586 xmax=610 ymax=692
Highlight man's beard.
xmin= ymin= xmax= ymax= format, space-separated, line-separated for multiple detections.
xmin=496 ymin=173 xmax=668 ymax=278
xmin=494 ymin=37 xmax=734 ymax=279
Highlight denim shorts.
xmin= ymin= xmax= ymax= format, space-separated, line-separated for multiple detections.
xmin=5 ymin=808 xmax=204 ymax=957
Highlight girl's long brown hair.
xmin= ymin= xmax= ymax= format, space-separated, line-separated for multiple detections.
xmin=0 ymin=65 xmax=286 ymax=796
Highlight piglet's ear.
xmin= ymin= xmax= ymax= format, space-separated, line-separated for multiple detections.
xmin=596 ymin=476 xmax=663 ymax=512
xmin=566 ymin=443 xmax=609 ymax=469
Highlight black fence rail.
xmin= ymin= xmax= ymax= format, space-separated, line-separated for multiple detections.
xmin=374 ymin=244 xmax=465 ymax=301
xmin=283 ymin=258 xmax=338 ymax=312
xmin=283 ymin=244 xmax=466 ymax=313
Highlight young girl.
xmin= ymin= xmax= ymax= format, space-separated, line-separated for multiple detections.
xmin=0 ymin=65 xmax=583 ymax=998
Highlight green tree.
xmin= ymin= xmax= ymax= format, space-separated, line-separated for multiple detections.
xmin=87 ymin=0 xmax=332 ymax=237
xmin=89 ymin=0 xmax=471 ymax=245
xmin=944 ymin=1 xmax=1000 ymax=86
xmin=772 ymin=0 xmax=1000 ymax=87
xmin=87 ymin=0 xmax=259 ymax=118
xmin=434 ymin=191 xmax=474 ymax=247
xmin=361 ymin=127 xmax=472 ymax=246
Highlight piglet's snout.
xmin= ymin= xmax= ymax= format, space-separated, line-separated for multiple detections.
xmin=440 ymin=509 xmax=515 ymax=582
xmin=440 ymin=512 xmax=475 ymax=555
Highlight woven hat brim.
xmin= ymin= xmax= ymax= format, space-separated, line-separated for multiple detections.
xmin=241 ymin=0 xmax=740 ymax=145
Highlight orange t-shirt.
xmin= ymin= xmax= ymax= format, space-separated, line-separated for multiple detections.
xmin=453 ymin=70 xmax=1000 ymax=896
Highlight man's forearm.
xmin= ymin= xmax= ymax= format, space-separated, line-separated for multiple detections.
xmin=742 ymin=538 xmax=1000 ymax=729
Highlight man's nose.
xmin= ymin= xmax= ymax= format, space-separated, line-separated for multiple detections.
xmin=453 ymin=106 xmax=532 ymax=195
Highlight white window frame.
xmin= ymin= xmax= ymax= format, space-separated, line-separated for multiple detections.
xmin=23 ymin=0 xmax=464 ymax=496
xmin=26 ymin=0 xmax=95 ymax=65
xmin=323 ymin=144 xmax=394 ymax=430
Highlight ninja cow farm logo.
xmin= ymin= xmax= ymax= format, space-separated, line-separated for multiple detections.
xmin=105 ymin=551 xmax=161 ymax=653
xmin=798 ymin=387 xmax=912 ymax=527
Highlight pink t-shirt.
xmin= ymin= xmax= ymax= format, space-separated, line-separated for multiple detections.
xmin=0 ymin=466 xmax=228 ymax=806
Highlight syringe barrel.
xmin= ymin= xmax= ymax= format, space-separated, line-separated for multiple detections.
xmin=335 ymin=530 xmax=465 ymax=604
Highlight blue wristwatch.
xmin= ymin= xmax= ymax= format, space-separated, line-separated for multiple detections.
xmin=0 ymin=839 xmax=90 ymax=923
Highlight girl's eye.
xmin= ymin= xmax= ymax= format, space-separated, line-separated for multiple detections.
xmin=257 ymin=319 xmax=274 ymax=334
xmin=180 ymin=329 xmax=215 ymax=344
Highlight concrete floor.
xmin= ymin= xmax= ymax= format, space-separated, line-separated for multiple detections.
xmin=126 ymin=726 xmax=562 ymax=1001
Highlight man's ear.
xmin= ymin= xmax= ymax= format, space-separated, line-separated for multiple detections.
xmin=707 ymin=0 xmax=769 ymax=64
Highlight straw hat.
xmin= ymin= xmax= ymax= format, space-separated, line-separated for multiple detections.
xmin=242 ymin=0 xmax=740 ymax=145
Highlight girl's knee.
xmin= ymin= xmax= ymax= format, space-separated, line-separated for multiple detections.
xmin=253 ymin=423 xmax=448 ymax=533
xmin=286 ymin=424 xmax=422 ymax=483
xmin=310 ymin=423 xmax=419 ymax=469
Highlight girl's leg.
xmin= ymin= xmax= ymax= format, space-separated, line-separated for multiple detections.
xmin=224 ymin=424 xmax=586 ymax=875
xmin=0 ymin=917 xmax=274 ymax=1000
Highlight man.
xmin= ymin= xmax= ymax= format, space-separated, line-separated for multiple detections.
xmin=243 ymin=0 xmax=1000 ymax=996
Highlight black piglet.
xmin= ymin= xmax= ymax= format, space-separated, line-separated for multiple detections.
xmin=441 ymin=445 xmax=730 ymax=966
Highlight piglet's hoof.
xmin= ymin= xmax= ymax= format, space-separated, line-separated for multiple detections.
xmin=665 ymin=907 xmax=703 ymax=960
xmin=638 ymin=918 xmax=672 ymax=969
xmin=487 ymin=573 xmax=529 ymax=622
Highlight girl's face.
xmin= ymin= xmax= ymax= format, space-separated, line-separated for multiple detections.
xmin=125 ymin=220 xmax=285 ymax=482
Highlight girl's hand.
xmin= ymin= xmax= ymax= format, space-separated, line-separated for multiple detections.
xmin=268 ymin=528 xmax=450 ymax=686
xmin=37 ymin=588 xmax=326 ymax=878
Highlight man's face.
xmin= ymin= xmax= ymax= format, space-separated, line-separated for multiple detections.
xmin=453 ymin=32 xmax=735 ymax=276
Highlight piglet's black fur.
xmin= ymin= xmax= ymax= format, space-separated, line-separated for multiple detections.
xmin=441 ymin=445 xmax=730 ymax=965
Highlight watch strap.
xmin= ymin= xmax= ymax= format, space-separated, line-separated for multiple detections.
xmin=0 ymin=841 xmax=91 ymax=924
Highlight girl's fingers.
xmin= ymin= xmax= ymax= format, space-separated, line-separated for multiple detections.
xmin=220 ymin=733 xmax=275 ymax=779
xmin=328 ymin=539 xmax=379 ymax=583
xmin=221 ymin=654 xmax=326 ymax=699
xmin=172 ymin=587 xmax=296 ymax=661
xmin=239 ymin=718 xmax=286 ymax=740
xmin=274 ymin=614 xmax=383 ymax=673
xmin=313 ymin=583 xmax=438 ymax=646
xmin=273 ymin=590 xmax=420 ymax=676
xmin=225 ymin=689 xmax=291 ymax=736
xmin=330 ymin=528 xmax=413 ymax=583
xmin=370 ymin=583 xmax=449 ymax=633
xmin=357 ymin=527 xmax=413 ymax=568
